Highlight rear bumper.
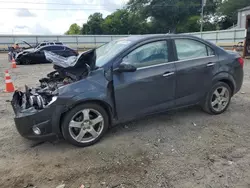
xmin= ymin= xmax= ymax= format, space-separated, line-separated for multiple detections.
xmin=234 ymin=68 xmax=244 ymax=95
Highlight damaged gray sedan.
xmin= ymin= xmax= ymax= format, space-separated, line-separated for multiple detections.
xmin=11 ymin=35 xmax=244 ymax=147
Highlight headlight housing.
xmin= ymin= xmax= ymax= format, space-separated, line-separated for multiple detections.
xmin=47 ymin=96 xmax=58 ymax=106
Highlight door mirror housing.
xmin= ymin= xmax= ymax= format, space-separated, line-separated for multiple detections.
xmin=115 ymin=63 xmax=137 ymax=73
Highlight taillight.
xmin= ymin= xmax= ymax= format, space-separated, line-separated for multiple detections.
xmin=237 ymin=57 xmax=244 ymax=68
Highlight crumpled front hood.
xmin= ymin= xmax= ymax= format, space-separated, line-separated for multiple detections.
xmin=45 ymin=49 xmax=96 ymax=70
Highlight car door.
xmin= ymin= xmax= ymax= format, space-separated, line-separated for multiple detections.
xmin=173 ymin=38 xmax=218 ymax=107
xmin=33 ymin=46 xmax=49 ymax=63
xmin=113 ymin=40 xmax=176 ymax=121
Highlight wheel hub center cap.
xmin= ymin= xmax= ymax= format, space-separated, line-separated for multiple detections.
xmin=82 ymin=121 xmax=90 ymax=128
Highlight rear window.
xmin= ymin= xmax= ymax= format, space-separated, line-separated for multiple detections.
xmin=65 ymin=47 xmax=74 ymax=51
xmin=174 ymin=39 xmax=215 ymax=60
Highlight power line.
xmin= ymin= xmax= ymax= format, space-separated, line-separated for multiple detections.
xmin=0 ymin=7 xmax=121 ymax=11
xmin=0 ymin=0 xmax=127 ymax=7
xmin=0 ymin=1 xmax=215 ymax=7
xmin=0 ymin=2 xmax=215 ymax=12
xmin=0 ymin=5 xmax=215 ymax=11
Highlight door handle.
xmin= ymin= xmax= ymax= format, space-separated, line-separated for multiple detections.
xmin=163 ymin=72 xmax=175 ymax=77
xmin=207 ymin=62 xmax=215 ymax=67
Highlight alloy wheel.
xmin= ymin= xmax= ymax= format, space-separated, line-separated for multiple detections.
xmin=211 ymin=86 xmax=230 ymax=112
xmin=68 ymin=108 xmax=104 ymax=143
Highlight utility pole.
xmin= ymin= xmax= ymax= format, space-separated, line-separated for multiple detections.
xmin=200 ymin=0 xmax=206 ymax=33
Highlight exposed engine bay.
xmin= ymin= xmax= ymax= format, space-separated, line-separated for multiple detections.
xmin=12 ymin=49 xmax=96 ymax=112
xmin=12 ymin=71 xmax=74 ymax=112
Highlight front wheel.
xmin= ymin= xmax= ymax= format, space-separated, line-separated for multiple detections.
xmin=61 ymin=103 xmax=109 ymax=147
xmin=202 ymin=82 xmax=232 ymax=115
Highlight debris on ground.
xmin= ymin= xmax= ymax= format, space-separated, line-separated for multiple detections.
xmin=56 ymin=184 xmax=65 ymax=188
xmin=1 ymin=57 xmax=250 ymax=188
xmin=23 ymin=183 xmax=35 ymax=188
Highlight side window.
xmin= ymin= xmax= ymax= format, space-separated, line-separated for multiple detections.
xmin=40 ymin=46 xmax=50 ymax=51
xmin=123 ymin=41 xmax=168 ymax=68
xmin=175 ymin=39 xmax=208 ymax=60
xmin=44 ymin=46 xmax=64 ymax=51
xmin=207 ymin=46 xmax=215 ymax=56
xmin=52 ymin=46 xmax=64 ymax=51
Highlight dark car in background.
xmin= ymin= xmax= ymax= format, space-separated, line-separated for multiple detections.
xmin=11 ymin=34 xmax=244 ymax=147
xmin=15 ymin=44 xmax=78 ymax=65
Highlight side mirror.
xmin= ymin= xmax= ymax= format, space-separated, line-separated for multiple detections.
xmin=115 ymin=63 xmax=137 ymax=73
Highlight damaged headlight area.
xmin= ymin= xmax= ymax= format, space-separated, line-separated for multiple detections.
xmin=11 ymin=70 xmax=76 ymax=112
xmin=12 ymin=85 xmax=58 ymax=113
xmin=12 ymin=49 xmax=96 ymax=114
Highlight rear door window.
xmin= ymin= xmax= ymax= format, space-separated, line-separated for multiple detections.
xmin=40 ymin=46 xmax=64 ymax=54
xmin=52 ymin=46 xmax=64 ymax=51
xmin=175 ymin=39 xmax=209 ymax=60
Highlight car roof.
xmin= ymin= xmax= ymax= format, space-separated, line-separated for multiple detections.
xmin=37 ymin=44 xmax=74 ymax=50
xmin=38 ymin=44 xmax=65 ymax=48
xmin=39 ymin=42 xmax=63 ymax=44
xmin=125 ymin=34 xmax=201 ymax=42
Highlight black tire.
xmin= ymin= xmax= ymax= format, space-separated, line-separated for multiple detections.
xmin=61 ymin=103 xmax=109 ymax=147
xmin=15 ymin=59 xmax=21 ymax=65
xmin=202 ymin=82 xmax=232 ymax=115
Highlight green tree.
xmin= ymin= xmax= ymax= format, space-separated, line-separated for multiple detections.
xmin=102 ymin=9 xmax=150 ymax=34
xmin=127 ymin=0 xmax=202 ymax=33
xmin=215 ymin=0 xmax=250 ymax=29
xmin=81 ymin=23 xmax=90 ymax=34
xmin=66 ymin=0 xmax=250 ymax=35
xmin=218 ymin=0 xmax=250 ymax=27
xmin=102 ymin=10 xmax=130 ymax=34
xmin=83 ymin=13 xmax=104 ymax=34
xmin=176 ymin=16 xmax=200 ymax=33
xmin=65 ymin=23 xmax=81 ymax=35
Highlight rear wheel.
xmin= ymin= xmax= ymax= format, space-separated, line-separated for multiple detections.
xmin=202 ymin=82 xmax=232 ymax=115
xmin=61 ymin=103 xmax=109 ymax=147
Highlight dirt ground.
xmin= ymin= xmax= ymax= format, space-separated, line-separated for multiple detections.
xmin=1 ymin=54 xmax=250 ymax=188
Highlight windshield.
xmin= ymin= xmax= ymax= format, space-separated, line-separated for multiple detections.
xmin=95 ymin=38 xmax=132 ymax=67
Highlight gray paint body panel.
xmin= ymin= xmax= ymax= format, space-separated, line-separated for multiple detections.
xmin=12 ymin=34 xmax=244 ymax=141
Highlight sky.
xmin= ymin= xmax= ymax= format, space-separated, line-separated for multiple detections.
xmin=0 ymin=0 xmax=128 ymax=35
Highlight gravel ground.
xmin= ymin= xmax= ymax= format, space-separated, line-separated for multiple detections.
xmin=1 ymin=54 xmax=250 ymax=188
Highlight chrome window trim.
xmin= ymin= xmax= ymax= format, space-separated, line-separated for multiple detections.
xmin=174 ymin=55 xmax=215 ymax=63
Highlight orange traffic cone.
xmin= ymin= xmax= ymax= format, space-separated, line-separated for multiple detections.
xmin=5 ymin=70 xmax=15 ymax=92
xmin=11 ymin=58 xmax=17 ymax=68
